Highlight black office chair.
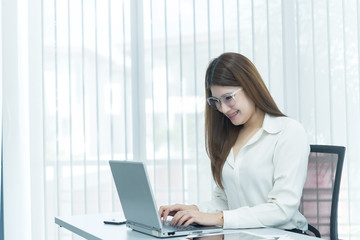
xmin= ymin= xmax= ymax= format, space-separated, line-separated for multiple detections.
xmin=299 ymin=145 xmax=345 ymax=240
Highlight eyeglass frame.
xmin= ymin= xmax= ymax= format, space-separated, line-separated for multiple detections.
xmin=206 ymin=87 xmax=243 ymax=111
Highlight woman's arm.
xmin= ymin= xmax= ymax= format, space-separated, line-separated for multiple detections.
xmin=158 ymin=184 xmax=229 ymax=227
xmin=197 ymin=184 xmax=229 ymax=213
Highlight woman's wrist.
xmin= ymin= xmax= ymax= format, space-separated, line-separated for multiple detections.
xmin=191 ymin=205 xmax=199 ymax=211
xmin=215 ymin=211 xmax=224 ymax=227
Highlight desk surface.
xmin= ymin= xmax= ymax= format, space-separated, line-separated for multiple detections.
xmin=55 ymin=212 xmax=323 ymax=240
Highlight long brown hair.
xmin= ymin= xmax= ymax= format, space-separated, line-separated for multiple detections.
xmin=205 ymin=52 xmax=285 ymax=189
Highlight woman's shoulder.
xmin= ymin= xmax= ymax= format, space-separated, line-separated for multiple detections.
xmin=264 ymin=114 xmax=306 ymax=134
xmin=265 ymin=114 xmax=309 ymax=149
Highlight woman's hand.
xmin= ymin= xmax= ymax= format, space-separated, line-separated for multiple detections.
xmin=158 ymin=204 xmax=199 ymax=222
xmin=158 ymin=204 xmax=223 ymax=227
xmin=170 ymin=210 xmax=223 ymax=227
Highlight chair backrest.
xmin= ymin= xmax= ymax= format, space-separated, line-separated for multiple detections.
xmin=299 ymin=145 xmax=345 ymax=240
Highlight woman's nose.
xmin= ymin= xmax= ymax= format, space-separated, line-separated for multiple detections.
xmin=218 ymin=102 xmax=231 ymax=113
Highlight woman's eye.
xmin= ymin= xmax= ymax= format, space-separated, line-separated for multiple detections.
xmin=224 ymin=96 xmax=232 ymax=102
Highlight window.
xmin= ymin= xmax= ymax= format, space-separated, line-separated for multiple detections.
xmin=1 ymin=0 xmax=359 ymax=239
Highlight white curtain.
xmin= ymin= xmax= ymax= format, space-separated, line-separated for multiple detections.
xmin=1 ymin=0 xmax=360 ymax=239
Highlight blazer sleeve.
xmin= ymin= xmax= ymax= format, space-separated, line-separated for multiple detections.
xmin=197 ymin=184 xmax=229 ymax=213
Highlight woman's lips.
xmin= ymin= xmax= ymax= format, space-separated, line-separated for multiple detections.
xmin=227 ymin=111 xmax=239 ymax=120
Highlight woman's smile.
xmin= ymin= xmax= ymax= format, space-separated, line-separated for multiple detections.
xmin=227 ymin=110 xmax=239 ymax=120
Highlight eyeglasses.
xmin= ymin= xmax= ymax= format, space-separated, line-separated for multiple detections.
xmin=206 ymin=87 xmax=243 ymax=111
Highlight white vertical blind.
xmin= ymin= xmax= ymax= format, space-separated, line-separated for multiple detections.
xmin=1 ymin=0 xmax=360 ymax=239
xmin=40 ymin=0 xmax=132 ymax=239
xmin=2 ymin=0 xmax=32 ymax=239
xmin=28 ymin=0 xmax=45 ymax=239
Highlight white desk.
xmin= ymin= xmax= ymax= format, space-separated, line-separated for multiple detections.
xmin=55 ymin=212 xmax=323 ymax=240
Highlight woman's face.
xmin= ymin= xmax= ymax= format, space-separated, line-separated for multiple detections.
xmin=210 ymin=85 xmax=256 ymax=126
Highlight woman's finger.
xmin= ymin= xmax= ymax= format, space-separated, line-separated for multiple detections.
xmin=177 ymin=212 xmax=193 ymax=227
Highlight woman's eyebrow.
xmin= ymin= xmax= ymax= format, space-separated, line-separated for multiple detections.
xmin=211 ymin=92 xmax=232 ymax=99
xmin=220 ymin=92 xmax=233 ymax=97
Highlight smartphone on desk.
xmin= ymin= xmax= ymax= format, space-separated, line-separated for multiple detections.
xmin=103 ymin=219 xmax=126 ymax=225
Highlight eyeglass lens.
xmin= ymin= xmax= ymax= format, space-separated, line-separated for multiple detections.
xmin=209 ymin=95 xmax=235 ymax=110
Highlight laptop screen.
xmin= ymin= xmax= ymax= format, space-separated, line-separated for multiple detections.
xmin=109 ymin=161 xmax=163 ymax=230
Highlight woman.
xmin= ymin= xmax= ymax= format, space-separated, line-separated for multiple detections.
xmin=158 ymin=52 xmax=309 ymax=233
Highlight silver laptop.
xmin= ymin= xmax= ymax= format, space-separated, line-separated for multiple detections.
xmin=109 ymin=160 xmax=223 ymax=238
